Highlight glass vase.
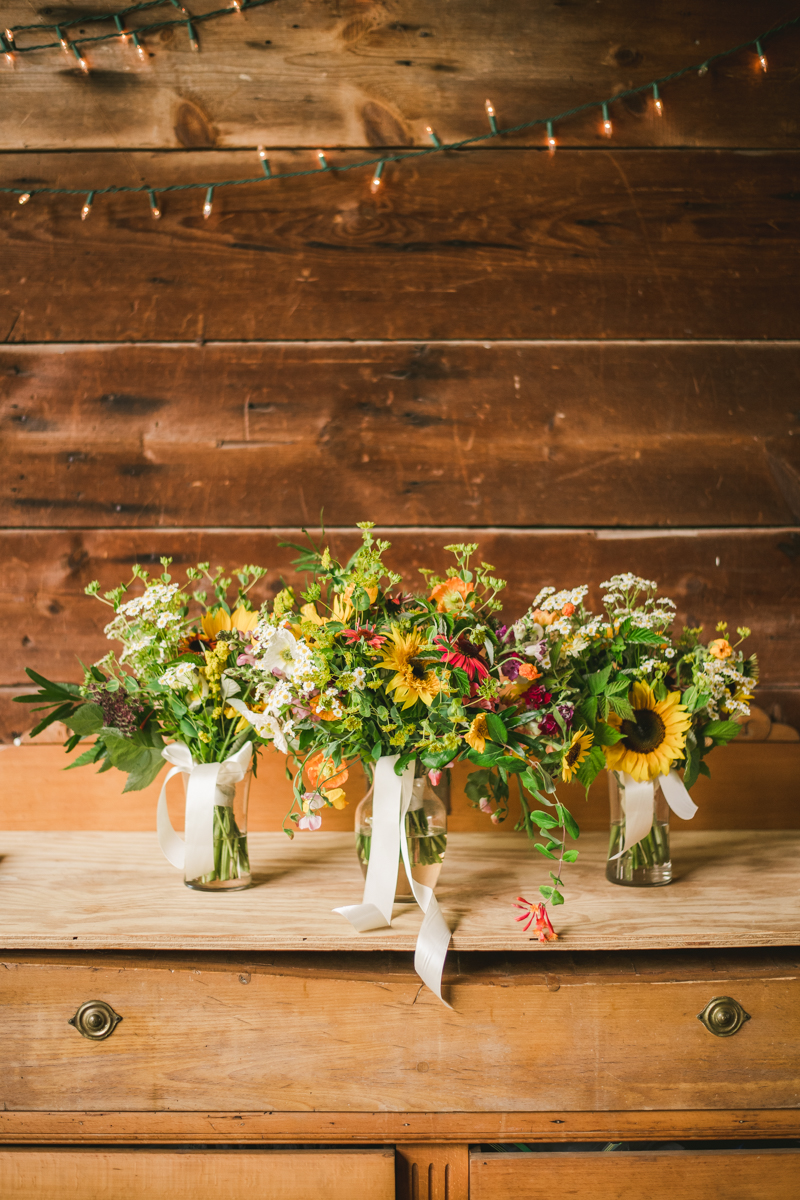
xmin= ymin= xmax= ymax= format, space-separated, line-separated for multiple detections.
xmin=355 ymin=767 xmax=447 ymax=902
xmin=184 ymin=768 xmax=252 ymax=891
xmin=606 ymin=770 xmax=672 ymax=887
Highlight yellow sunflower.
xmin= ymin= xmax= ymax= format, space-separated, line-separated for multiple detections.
xmin=201 ymin=605 xmax=258 ymax=638
xmin=465 ymin=713 xmax=489 ymax=753
xmin=376 ymin=626 xmax=440 ymax=710
xmin=561 ymin=728 xmax=594 ymax=782
xmin=604 ymin=681 xmax=691 ymax=783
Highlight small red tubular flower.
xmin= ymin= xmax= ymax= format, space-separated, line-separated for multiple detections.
xmin=434 ymin=634 xmax=489 ymax=681
xmin=513 ymin=897 xmax=558 ymax=942
xmin=339 ymin=625 xmax=385 ymax=649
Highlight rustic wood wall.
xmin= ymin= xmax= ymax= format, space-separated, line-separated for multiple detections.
xmin=2 ymin=0 xmax=799 ymax=761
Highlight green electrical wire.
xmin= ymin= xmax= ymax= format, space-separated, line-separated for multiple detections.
xmin=2 ymin=13 xmax=798 ymax=203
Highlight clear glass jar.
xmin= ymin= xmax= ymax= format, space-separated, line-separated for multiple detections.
xmin=184 ymin=768 xmax=252 ymax=891
xmin=606 ymin=770 xmax=672 ymax=887
xmin=355 ymin=767 xmax=447 ymax=902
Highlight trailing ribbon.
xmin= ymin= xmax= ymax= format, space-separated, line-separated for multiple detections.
xmin=334 ymin=755 xmax=453 ymax=1006
xmin=157 ymin=741 xmax=252 ymax=880
xmin=611 ymin=768 xmax=699 ymax=858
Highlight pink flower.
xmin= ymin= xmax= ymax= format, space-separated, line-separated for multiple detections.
xmin=490 ymin=811 xmax=502 ymax=825
xmin=298 ymin=813 xmax=322 ymax=831
xmin=428 ymin=769 xmax=442 ymax=787
xmin=236 ymin=650 xmax=257 ymax=666
xmin=513 ymin=897 xmax=558 ymax=942
xmin=479 ymin=797 xmax=493 ymax=814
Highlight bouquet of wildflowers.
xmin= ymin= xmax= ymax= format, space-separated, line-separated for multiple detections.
xmin=500 ymin=573 xmax=757 ymax=881
xmin=15 ymin=558 xmax=278 ymax=884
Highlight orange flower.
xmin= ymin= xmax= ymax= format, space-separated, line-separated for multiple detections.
xmin=518 ymin=663 xmax=541 ymax=682
xmin=530 ymin=608 xmax=558 ymax=626
xmin=562 ymin=602 xmax=575 ymax=617
xmin=306 ymin=751 xmax=349 ymax=791
xmin=708 ymin=638 xmax=733 ymax=660
xmin=309 ymin=695 xmax=338 ymax=721
xmin=429 ymin=577 xmax=475 ymax=613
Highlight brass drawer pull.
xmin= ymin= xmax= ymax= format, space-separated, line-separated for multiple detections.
xmin=697 ymin=995 xmax=750 ymax=1037
xmin=68 ymin=1000 xmax=123 ymax=1041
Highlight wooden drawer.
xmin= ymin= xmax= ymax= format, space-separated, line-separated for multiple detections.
xmin=0 ymin=1148 xmax=394 ymax=1200
xmin=470 ymin=1148 xmax=800 ymax=1199
xmin=2 ymin=949 xmax=798 ymax=1113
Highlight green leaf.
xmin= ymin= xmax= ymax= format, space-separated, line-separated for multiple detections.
xmin=605 ymin=676 xmax=631 ymax=696
xmin=485 ymin=712 xmax=508 ymax=744
xmin=592 ymin=721 xmax=624 ymax=747
xmin=562 ymin=849 xmax=579 ymax=863
xmin=64 ymin=703 xmax=104 ymax=737
xmin=653 ymin=678 xmax=668 ymax=701
xmin=534 ymin=843 xmax=558 ymax=859
xmin=698 ymin=761 xmax=711 ymax=778
xmin=27 ymin=701 xmax=80 ymax=739
xmin=627 ymin=628 xmax=665 ymax=645
xmin=588 ymin=664 xmax=613 ymax=696
xmin=538 ymin=885 xmax=554 ymax=901
xmin=544 ymin=838 xmax=563 ymax=851
xmin=550 ymin=889 xmax=565 ymax=906
xmin=529 ymin=810 xmax=560 ymax=830
xmin=556 ymin=804 xmax=580 ymax=840
xmin=701 ymin=719 xmax=740 ymax=745
xmin=179 ymin=718 xmax=197 ymax=740
xmin=65 ymin=743 xmax=106 ymax=771
xmin=607 ymin=694 xmax=635 ymax=721
xmin=577 ymin=697 xmax=598 ymax=728
xmin=351 ymin=586 xmax=371 ymax=611
xmin=122 ymin=747 xmax=165 ymax=792
xmin=575 ymin=744 xmax=606 ymax=790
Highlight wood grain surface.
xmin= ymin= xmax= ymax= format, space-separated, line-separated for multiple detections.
xmin=3 ymin=1106 xmax=799 ymax=1145
xmin=3 ymin=150 xmax=800 ymax=342
xmin=1 ymin=527 xmax=795 ymax=691
xmin=0 ymin=1148 xmax=395 ymax=1200
xmin=1 ymin=944 xmax=798 ymax=1111
xmin=0 ymin=830 xmax=798 ymax=951
xmin=3 ymin=341 xmax=800 ymax=529
xmin=1 ymin=742 xmax=799 ymax=833
xmin=469 ymin=1149 xmax=800 ymax=1200
xmin=3 ymin=0 xmax=799 ymax=151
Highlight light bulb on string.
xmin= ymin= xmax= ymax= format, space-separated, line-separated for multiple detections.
xmin=187 ymin=20 xmax=199 ymax=51
xmin=81 ymin=191 xmax=95 ymax=221
xmin=546 ymin=120 xmax=556 ymax=154
xmin=425 ymin=125 xmax=442 ymax=147
xmin=485 ymin=99 xmax=498 ymax=135
xmin=72 ymin=43 xmax=89 ymax=73
xmin=18 ymin=193 xmax=30 ymax=205
xmin=148 ymin=190 xmax=161 ymax=219
xmin=113 ymin=15 xmax=128 ymax=42
xmin=652 ymin=83 xmax=663 ymax=115
xmin=1 ymin=34 xmax=14 ymax=65
xmin=203 ymin=187 xmax=213 ymax=219
xmin=601 ymin=102 xmax=612 ymax=138
xmin=231 ymin=0 xmax=243 ymax=11
xmin=755 ymin=40 xmax=767 ymax=72
xmin=257 ymin=146 xmax=271 ymax=177
xmin=317 ymin=150 xmax=329 ymax=169
xmin=132 ymin=33 xmax=147 ymax=62
xmin=370 ymin=160 xmax=384 ymax=194
xmin=56 ymin=26 xmax=69 ymax=54
xmin=169 ymin=0 xmax=190 ymax=14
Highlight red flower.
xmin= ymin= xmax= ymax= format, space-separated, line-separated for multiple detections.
xmin=434 ymin=634 xmax=489 ymax=681
xmin=513 ymin=897 xmax=558 ymax=942
xmin=339 ymin=625 xmax=385 ymax=649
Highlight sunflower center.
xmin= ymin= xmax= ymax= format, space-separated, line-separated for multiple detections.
xmin=565 ymin=741 xmax=583 ymax=768
xmin=406 ymin=657 xmax=427 ymax=681
xmin=620 ymin=707 xmax=666 ymax=754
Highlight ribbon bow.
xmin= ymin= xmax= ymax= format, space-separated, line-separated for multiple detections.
xmin=610 ymin=768 xmax=698 ymax=858
xmin=335 ymin=755 xmax=453 ymax=1006
xmin=157 ymin=741 xmax=253 ymax=880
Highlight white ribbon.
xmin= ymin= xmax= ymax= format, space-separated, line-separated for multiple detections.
xmin=157 ymin=741 xmax=253 ymax=879
xmin=611 ymin=767 xmax=699 ymax=858
xmin=335 ymin=755 xmax=452 ymax=1006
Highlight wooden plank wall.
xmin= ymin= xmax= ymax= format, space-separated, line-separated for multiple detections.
xmin=2 ymin=0 xmax=799 ymax=785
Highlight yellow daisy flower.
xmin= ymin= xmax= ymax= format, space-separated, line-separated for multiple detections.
xmin=561 ymin=728 xmax=593 ymax=782
xmin=604 ymin=681 xmax=691 ymax=783
xmin=201 ymin=605 xmax=258 ymax=638
xmin=376 ymin=626 xmax=440 ymax=710
xmin=465 ymin=713 xmax=489 ymax=753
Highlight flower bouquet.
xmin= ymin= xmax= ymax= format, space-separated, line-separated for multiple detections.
xmin=15 ymin=558 xmax=281 ymax=889
xmin=502 ymin=574 xmax=757 ymax=886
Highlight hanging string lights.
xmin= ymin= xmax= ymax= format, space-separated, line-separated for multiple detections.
xmin=2 ymin=15 xmax=797 ymax=222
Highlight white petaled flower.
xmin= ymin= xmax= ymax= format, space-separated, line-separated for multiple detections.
xmin=263 ymin=680 xmax=293 ymax=715
xmin=256 ymin=627 xmax=308 ymax=678
xmin=155 ymin=611 xmax=181 ymax=629
xmin=531 ymin=587 xmax=555 ymax=608
xmin=352 ymin=667 xmax=366 ymax=688
xmin=159 ymin=662 xmax=199 ymax=691
xmin=538 ymin=586 xmax=589 ymax=613
xmin=664 ymin=647 xmax=676 ymax=658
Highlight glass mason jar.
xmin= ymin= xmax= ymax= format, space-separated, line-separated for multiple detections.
xmin=606 ymin=770 xmax=672 ymax=887
xmin=355 ymin=766 xmax=448 ymax=902
xmin=184 ymin=767 xmax=252 ymax=891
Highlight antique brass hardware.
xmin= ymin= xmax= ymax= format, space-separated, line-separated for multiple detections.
xmin=697 ymin=995 xmax=750 ymax=1037
xmin=68 ymin=1000 xmax=122 ymax=1041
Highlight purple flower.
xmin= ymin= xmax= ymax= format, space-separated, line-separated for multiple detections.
xmin=88 ymin=685 xmax=145 ymax=738
xmin=558 ymin=704 xmax=574 ymax=728
xmin=538 ymin=713 xmax=559 ymax=737
xmin=502 ymin=655 xmax=522 ymax=681
xmin=496 ymin=624 xmax=508 ymax=640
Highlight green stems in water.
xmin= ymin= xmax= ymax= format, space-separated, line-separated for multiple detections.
xmin=194 ymin=805 xmax=250 ymax=884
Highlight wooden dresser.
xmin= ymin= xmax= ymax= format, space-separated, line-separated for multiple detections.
xmin=1 ymin=830 xmax=798 ymax=1199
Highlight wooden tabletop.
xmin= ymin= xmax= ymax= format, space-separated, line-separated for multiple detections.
xmin=1 ymin=831 xmax=798 ymax=952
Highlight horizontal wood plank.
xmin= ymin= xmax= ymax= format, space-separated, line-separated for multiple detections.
xmin=1 ymin=742 xmax=799 ymax=832
xmin=0 ymin=528 xmax=796 ymax=687
xmin=469 ymin=1149 xmax=800 ymax=1200
xmin=3 ymin=150 xmax=800 ymax=341
xmin=2 ymin=1107 xmax=799 ymax=1144
xmin=0 ymin=1148 xmax=394 ymax=1200
xmin=1 ymin=830 xmax=798 ymax=951
xmin=3 ymin=341 xmax=800 ymax=528
xmin=1 ymin=940 xmax=798 ymax=1111
xmin=3 ymin=0 xmax=799 ymax=150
